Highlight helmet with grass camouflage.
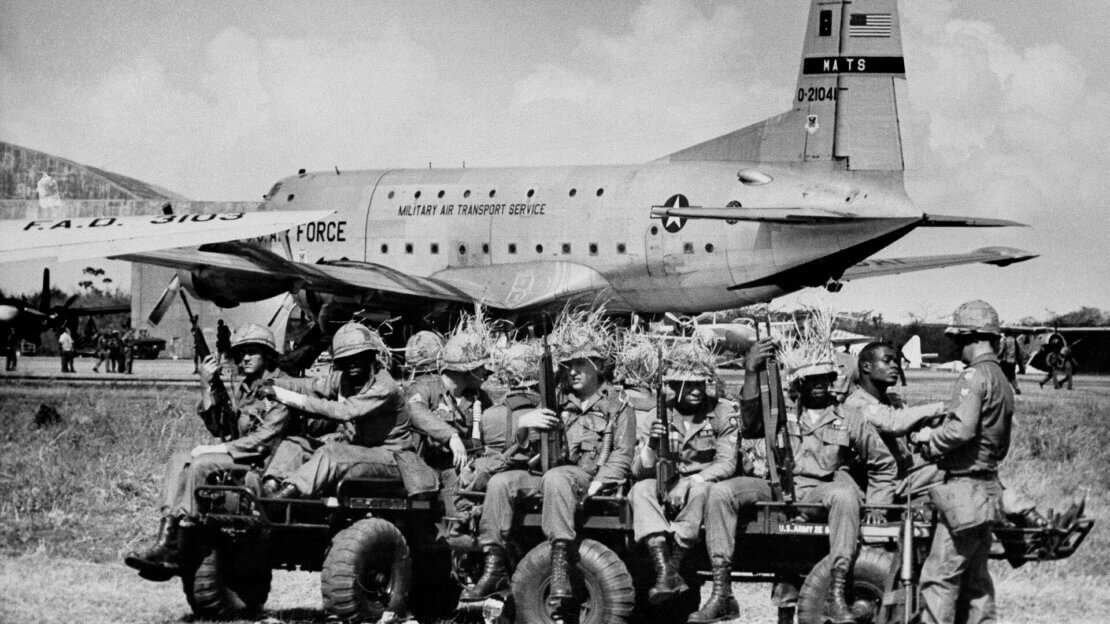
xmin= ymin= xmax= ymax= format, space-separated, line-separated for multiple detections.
xmin=663 ymin=341 xmax=716 ymax=382
xmin=497 ymin=341 xmax=542 ymax=388
xmin=332 ymin=322 xmax=388 ymax=360
xmin=945 ymin=300 xmax=1001 ymax=336
xmin=404 ymin=331 xmax=443 ymax=373
xmin=440 ymin=332 xmax=492 ymax=372
xmin=230 ymin=323 xmax=278 ymax=355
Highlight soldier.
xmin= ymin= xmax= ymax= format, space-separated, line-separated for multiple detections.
xmin=5 ymin=327 xmax=19 ymax=371
xmin=998 ymin=329 xmax=1024 ymax=394
xmin=405 ymin=321 xmax=492 ymax=515
xmin=91 ymin=330 xmax=108 ymax=373
xmin=215 ymin=319 xmax=231 ymax=364
xmin=259 ymin=322 xmax=437 ymax=499
xmin=122 ymin=327 xmax=136 ymax=374
xmin=402 ymin=329 xmax=444 ymax=381
xmin=843 ymin=341 xmax=947 ymax=497
xmin=910 ymin=300 xmax=1013 ymax=624
xmin=630 ymin=341 xmax=737 ymax=606
xmin=460 ymin=309 xmax=636 ymax=607
xmin=58 ymin=326 xmax=75 ymax=373
xmin=694 ymin=338 xmax=896 ymax=624
xmin=125 ymin=324 xmax=298 ymax=580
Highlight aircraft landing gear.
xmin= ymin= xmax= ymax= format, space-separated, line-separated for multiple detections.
xmin=825 ymin=279 xmax=844 ymax=293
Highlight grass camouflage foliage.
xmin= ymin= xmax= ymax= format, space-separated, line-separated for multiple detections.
xmin=1 ymin=375 xmax=1108 ymax=622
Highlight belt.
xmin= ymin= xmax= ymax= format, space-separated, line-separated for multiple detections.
xmin=945 ymin=470 xmax=997 ymax=481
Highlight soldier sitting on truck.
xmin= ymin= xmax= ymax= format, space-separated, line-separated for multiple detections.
xmin=694 ymin=337 xmax=897 ymax=624
xmin=459 ymin=308 xmax=637 ymax=607
xmin=630 ymin=340 xmax=738 ymax=606
xmin=405 ymin=319 xmax=493 ymax=516
xmin=125 ymin=324 xmax=300 ymax=581
xmin=257 ymin=322 xmax=438 ymax=499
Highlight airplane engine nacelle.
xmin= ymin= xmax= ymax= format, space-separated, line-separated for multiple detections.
xmin=177 ymin=268 xmax=293 ymax=308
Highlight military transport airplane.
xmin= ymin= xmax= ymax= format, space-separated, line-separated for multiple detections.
xmin=116 ymin=0 xmax=1036 ymax=340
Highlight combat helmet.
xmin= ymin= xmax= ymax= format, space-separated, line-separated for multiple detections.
xmin=664 ymin=340 xmax=716 ymax=382
xmin=440 ymin=312 xmax=494 ymax=373
xmin=332 ymin=322 xmax=389 ymax=365
xmin=549 ymin=305 xmax=616 ymax=364
xmin=615 ymin=331 xmax=662 ymax=388
xmin=944 ymin=300 xmax=1002 ymax=336
xmin=404 ymin=330 xmax=444 ymax=374
xmin=496 ymin=340 xmax=542 ymax=388
xmin=775 ymin=303 xmax=838 ymax=385
xmin=230 ymin=323 xmax=278 ymax=355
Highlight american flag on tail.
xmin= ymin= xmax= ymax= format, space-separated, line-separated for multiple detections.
xmin=849 ymin=13 xmax=893 ymax=38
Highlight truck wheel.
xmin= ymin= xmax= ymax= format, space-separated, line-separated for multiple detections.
xmin=512 ymin=539 xmax=635 ymax=624
xmin=797 ymin=548 xmax=896 ymax=624
xmin=181 ymin=542 xmax=272 ymax=618
xmin=321 ymin=518 xmax=413 ymax=622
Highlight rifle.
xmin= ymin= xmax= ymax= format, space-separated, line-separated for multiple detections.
xmin=181 ymin=292 xmax=236 ymax=440
xmin=655 ymin=342 xmax=678 ymax=511
xmin=763 ymin=314 xmax=796 ymax=503
xmin=534 ymin=337 xmax=566 ymax=473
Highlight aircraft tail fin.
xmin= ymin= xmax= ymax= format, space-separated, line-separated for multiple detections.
xmin=902 ymin=334 xmax=922 ymax=368
xmin=664 ymin=0 xmax=908 ymax=170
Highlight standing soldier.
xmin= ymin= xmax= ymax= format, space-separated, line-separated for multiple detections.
xmin=460 ymin=309 xmax=636 ymax=607
xmin=998 ymin=330 xmax=1024 ymax=394
xmin=5 ymin=327 xmax=19 ymax=371
xmin=122 ymin=327 xmax=136 ymax=374
xmin=125 ymin=324 xmax=298 ymax=580
xmin=258 ymin=322 xmax=437 ymax=499
xmin=630 ymin=340 xmax=737 ymax=606
xmin=58 ymin=326 xmax=76 ymax=373
xmin=405 ymin=319 xmax=492 ymax=515
xmin=91 ymin=331 xmax=108 ymax=373
xmin=910 ymin=300 xmax=1012 ymax=624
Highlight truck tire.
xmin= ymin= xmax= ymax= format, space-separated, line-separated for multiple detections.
xmin=181 ymin=542 xmax=271 ymax=618
xmin=321 ymin=518 xmax=413 ymax=622
xmin=797 ymin=548 xmax=896 ymax=624
xmin=512 ymin=539 xmax=635 ymax=624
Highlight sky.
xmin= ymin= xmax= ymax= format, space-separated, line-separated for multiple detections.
xmin=2 ymin=0 xmax=1108 ymax=324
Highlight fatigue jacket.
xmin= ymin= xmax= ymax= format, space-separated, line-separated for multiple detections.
xmin=278 ymin=368 xmax=413 ymax=452
xmin=405 ymin=374 xmax=492 ymax=454
xmin=197 ymin=368 xmax=298 ymax=462
xmin=924 ymin=352 xmax=1013 ymax=475
xmin=480 ymin=389 xmax=540 ymax=456
xmin=511 ymin=382 xmax=635 ymax=485
xmin=842 ymin=388 xmax=944 ymax=477
xmin=632 ymin=398 xmax=738 ymax=482
xmin=741 ymin=397 xmax=896 ymax=506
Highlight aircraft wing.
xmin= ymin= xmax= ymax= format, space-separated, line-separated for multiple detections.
xmin=842 ymin=246 xmax=1038 ymax=281
xmin=118 ymin=243 xmax=612 ymax=312
xmin=0 ymin=210 xmax=333 ymax=264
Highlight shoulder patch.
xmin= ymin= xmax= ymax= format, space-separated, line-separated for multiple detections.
xmin=408 ymin=393 xmax=424 ymax=404
xmin=730 ymin=416 xmax=739 ymax=428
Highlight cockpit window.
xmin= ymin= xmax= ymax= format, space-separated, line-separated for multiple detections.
xmin=265 ymin=182 xmax=282 ymax=199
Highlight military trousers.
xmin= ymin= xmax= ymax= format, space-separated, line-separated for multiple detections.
xmin=478 ymin=465 xmax=592 ymax=547
xmin=161 ymin=451 xmax=239 ymax=517
xmin=286 ymin=442 xmax=400 ymax=496
xmin=918 ymin=476 xmax=1001 ymax=624
xmin=630 ymin=477 xmax=712 ymax=548
xmin=703 ymin=476 xmax=773 ymax=560
xmin=794 ymin=472 xmax=861 ymax=561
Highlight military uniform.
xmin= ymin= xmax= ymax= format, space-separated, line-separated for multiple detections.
xmin=917 ymin=351 xmax=1012 ymax=624
xmin=406 ymin=373 xmax=492 ymax=512
xmin=629 ymin=397 xmax=737 ymax=548
xmin=162 ymin=368 xmax=297 ymax=516
xmin=276 ymin=368 xmax=437 ymax=496
xmin=478 ymin=383 xmax=635 ymax=547
xmin=842 ymin=387 xmax=945 ymax=497
xmin=460 ymin=389 xmax=540 ymax=491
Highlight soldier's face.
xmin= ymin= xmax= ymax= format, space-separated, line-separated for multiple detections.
xmin=864 ymin=346 xmax=900 ymax=385
xmin=235 ymin=346 xmax=268 ymax=376
xmin=799 ymin=374 xmax=836 ymax=408
xmin=674 ymin=381 xmax=706 ymax=410
xmin=563 ymin=358 xmax=600 ymax=396
xmin=336 ymin=353 xmax=374 ymax=387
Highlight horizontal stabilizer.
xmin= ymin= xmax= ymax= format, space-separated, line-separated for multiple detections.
xmin=920 ymin=213 xmax=1027 ymax=228
xmin=842 ymin=246 xmax=1038 ymax=280
xmin=651 ymin=205 xmax=866 ymax=224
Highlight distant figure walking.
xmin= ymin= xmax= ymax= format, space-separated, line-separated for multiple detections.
xmin=1053 ymin=343 xmax=1078 ymax=390
xmin=5 ymin=328 xmax=19 ymax=371
xmin=58 ymin=327 xmax=76 ymax=373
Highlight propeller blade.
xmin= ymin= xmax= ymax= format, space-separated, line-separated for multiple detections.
xmin=39 ymin=269 xmax=51 ymax=313
xmin=62 ymin=294 xmax=79 ymax=309
xmin=147 ymin=275 xmax=182 ymax=326
xmin=267 ymin=294 xmax=298 ymax=328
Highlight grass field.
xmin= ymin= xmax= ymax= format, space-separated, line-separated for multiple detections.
xmin=1 ymin=372 xmax=1107 ymax=623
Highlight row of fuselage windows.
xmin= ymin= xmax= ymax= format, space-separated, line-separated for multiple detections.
xmin=385 ymin=187 xmax=606 ymax=200
xmin=377 ymin=241 xmax=718 ymax=256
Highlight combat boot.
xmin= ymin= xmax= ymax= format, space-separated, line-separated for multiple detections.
xmin=687 ymin=557 xmax=738 ymax=623
xmin=548 ymin=539 xmax=574 ymax=603
xmin=124 ymin=516 xmax=181 ymax=581
xmin=646 ymin=534 xmax=688 ymax=605
xmin=826 ymin=557 xmax=856 ymax=624
xmin=460 ymin=544 xmax=510 ymax=601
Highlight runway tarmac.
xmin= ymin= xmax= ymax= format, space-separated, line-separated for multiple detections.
xmin=1 ymin=354 xmax=199 ymax=384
